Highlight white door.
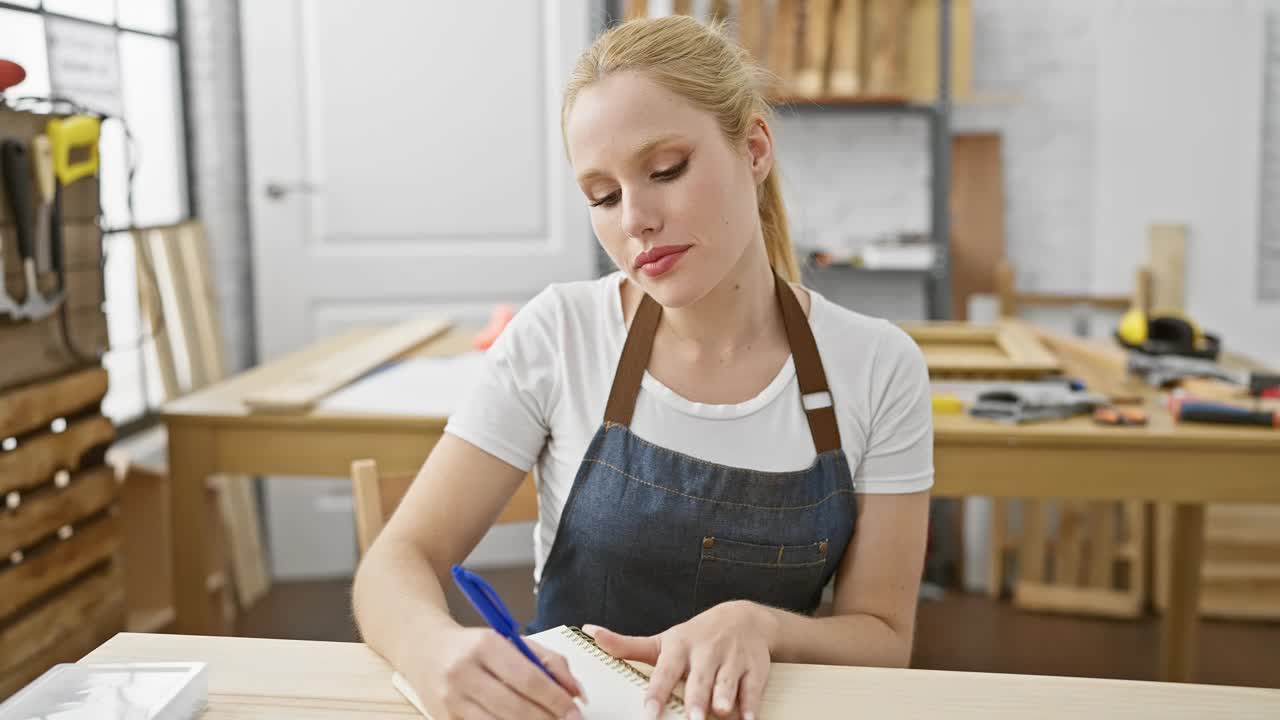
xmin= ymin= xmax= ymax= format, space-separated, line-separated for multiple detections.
xmin=240 ymin=1 xmax=597 ymax=578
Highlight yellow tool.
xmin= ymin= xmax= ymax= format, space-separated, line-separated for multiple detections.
xmin=931 ymin=393 xmax=965 ymax=414
xmin=46 ymin=115 xmax=101 ymax=185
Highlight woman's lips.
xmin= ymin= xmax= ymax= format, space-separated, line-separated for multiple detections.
xmin=634 ymin=244 xmax=693 ymax=278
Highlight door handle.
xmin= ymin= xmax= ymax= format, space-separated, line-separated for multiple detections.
xmin=264 ymin=181 xmax=320 ymax=201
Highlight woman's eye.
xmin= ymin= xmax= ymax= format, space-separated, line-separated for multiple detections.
xmin=653 ymin=159 xmax=689 ymax=182
xmin=589 ymin=191 xmax=620 ymax=208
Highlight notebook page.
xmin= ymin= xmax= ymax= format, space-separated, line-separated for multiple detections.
xmin=530 ymin=626 xmax=684 ymax=720
xmin=389 ymin=626 xmax=682 ymax=720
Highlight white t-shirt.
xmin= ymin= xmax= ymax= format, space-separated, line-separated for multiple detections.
xmin=444 ymin=272 xmax=935 ymax=582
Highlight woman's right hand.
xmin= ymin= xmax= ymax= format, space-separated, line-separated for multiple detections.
xmin=410 ymin=626 xmax=587 ymax=720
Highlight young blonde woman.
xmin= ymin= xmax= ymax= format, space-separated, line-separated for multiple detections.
xmin=354 ymin=16 xmax=933 ymax=720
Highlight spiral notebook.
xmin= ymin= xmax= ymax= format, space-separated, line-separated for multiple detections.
xmin=391 ymin=625 xmax=684 ymax=719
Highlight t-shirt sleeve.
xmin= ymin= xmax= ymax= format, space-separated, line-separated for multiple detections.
xmin=853 ymin=322 xmax=935 ymax=494
xmin=442 ymin=288 xmax=561 ymax=472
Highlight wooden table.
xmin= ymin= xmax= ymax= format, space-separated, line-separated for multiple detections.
xmin=162 ymin=327 xmax=1280 ymax=684
xmin=80 ymin=632 xmax=1280 ymax=718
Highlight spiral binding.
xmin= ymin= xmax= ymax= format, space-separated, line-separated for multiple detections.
xmin=561 ymin=626 xmax=685 ymax=714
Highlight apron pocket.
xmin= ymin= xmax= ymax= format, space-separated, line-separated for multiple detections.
xmin=693 ymin=536 xmax=830 ymax=616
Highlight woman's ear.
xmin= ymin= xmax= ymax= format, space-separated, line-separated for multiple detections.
xmin=745 ymin=117 xmax=775 ymax=185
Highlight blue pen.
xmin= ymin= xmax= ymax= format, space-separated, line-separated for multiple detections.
xmin=450 ymin=564 xmax=557 ymax=682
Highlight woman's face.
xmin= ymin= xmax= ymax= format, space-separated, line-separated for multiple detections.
xmin=565 ymin=71 xmax=773 ymax=308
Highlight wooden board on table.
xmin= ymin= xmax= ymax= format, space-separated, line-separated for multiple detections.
xmin=0 ymin=466 xmax=117 ymax=556
xmin=903 ymin=321 xmax=1059 ymax=378
xmin=0 ymin=368 xmax=108 ymax=439
xmin=0 ymin=414 xmax=114 ymax=496
xmin=864 ymin=0 xmax=909 ymax=96
xmin=949 ymin=133 xmax=1004 ymax=321
xmin=243 ymin=316 xmax=452 ymax=414
xmin=906 ymin=0 xmax=972 ymax=101
xmin=0 ymin=513 xmax=119 ymax=621
xmin=1023 ymin=323 xmax=1145 ymax=404
xmin=828 ymin=0 xmax=863 ymax=95
xmin=794 ymin=0 xmax=834 ymax=97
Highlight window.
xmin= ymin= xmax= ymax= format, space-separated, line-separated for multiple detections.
xmin=0 ymin=0 xmax=190 ymax=427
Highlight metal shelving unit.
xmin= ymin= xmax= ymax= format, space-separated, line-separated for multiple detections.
xmin=597 ymin=0 xmax=954 ymax=320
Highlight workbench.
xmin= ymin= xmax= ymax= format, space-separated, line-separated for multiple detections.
xmin=161 ymin=326 xmax=1280 ymax=684
xmin=79 ymin=632 xmax=1279 ymax=718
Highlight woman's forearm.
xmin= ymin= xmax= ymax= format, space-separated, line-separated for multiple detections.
xmin=352 ymin=536 xmax=462 ymax=672
xmin=759 ymin=604 xmax=912 ymax=667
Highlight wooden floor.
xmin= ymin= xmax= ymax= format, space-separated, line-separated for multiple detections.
xmin=236 ymin=567 xmax=1280 ymax=689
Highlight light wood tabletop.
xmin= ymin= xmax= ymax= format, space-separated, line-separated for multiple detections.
xmin=159 ymin=325 xmax=1280 ymax=684
xmin=79 ymin=632 xmax=1280 ymax=719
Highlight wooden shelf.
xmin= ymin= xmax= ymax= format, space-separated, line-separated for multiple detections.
xmin=769 ymin=93 xmax=918 ymax=108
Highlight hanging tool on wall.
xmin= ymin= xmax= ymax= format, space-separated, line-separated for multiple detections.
xmin=1 ymin=137 xmax=64 ymax=321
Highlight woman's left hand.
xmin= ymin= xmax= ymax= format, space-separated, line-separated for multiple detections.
xmin=584 ymin=600 xmax=777 ymax=720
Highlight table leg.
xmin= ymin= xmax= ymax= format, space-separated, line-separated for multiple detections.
xmin=169 ymin=424 xmax=217 ymax=635
xmin=1160 ymin=503 xmax=1206 ymax=683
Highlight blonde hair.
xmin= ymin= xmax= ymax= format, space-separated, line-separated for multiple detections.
xmin=562 ymin=15 xmax=800 ymax=283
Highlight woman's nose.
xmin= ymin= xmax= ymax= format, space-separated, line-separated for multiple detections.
xmin=620 ymin=189 xmax=662 ymax=239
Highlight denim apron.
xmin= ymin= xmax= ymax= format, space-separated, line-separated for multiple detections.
xmin=528 ymin=272 xmax=858 ymax=637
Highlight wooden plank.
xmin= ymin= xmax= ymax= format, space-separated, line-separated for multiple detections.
xmin=1088 ymin=501 xmax=1118 ymax=588
xmin=0 ymin=562 xmax=123 ymax=674
xmin=794 ymin=0 xmax=834 ymax=97
xmin=0 ymin=465 xmax=117 ymax=556
xmin=1053 ymin=501 xmax=1087 ymax=587
xmin=827 ymin=0 xmax=862 ymax=96
xmin=949 ymin=134 xmax=1004 ymax=321
xmin=1013 ymin=581 xmax=1143 ymax=618
xmin=0 ymin=579 xmax=124 ymax=701
xmin=1018 ymin=500 xmax=1046 ymax=583
xmin=242 ymin=316 xmax=451 ymax=414
xmin=623 ymin=0 xmax=647 ymax=22
xmin=0 ymin=414 xmax=115 ymax=495
xmin=906 ymin=0 xmax=972 ymax=101
xmin=672 ymin=0 xmax=691 ymax=15
xmin=1149 ymin=224 xmax=1188 ymax=314
xmin=134 ymin=227 xmax=180 ymax=401
xmin=986 ymin=498 xmax=1008 ymax=598
xmin=864 ymin=0 xmax=909 ymax=96
xmin=1025 ymin=324 xmax=1146 ymax=404
xmin=175 ymin=222 xmax=229 ymax=387
xmin=152 ymin=225 xmax=207 ymax=391
xmin=0 ymin=513 xmax=119 ymax=621
xmin=0 ymin=367 xmax=108 ymax=438
xmin=769 ymin=0 xmax=801 ymax=93
xmin=211 ymin=474 xmax=270 ymax=609
xmin=737 ymin=0 xmax=768 ymax=63
xmin=994 ymin=322 xmax=1060 ymax=370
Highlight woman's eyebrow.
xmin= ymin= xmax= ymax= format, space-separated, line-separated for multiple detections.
xmin=576 ymin=133 xmax=688 ymax=184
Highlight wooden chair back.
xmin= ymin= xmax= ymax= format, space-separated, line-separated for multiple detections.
xmin=351 ymin=459 xmax=539 ymax=557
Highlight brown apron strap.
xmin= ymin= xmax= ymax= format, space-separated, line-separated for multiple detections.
xmin=603 ymin=291 xmax=662 ymax=426
xmin=603 ymin=273 xmax=842 ymax=453
xmin=774 ymin=272 xmax=842 ymax=453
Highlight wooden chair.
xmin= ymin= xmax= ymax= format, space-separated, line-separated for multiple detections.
xmin=351 ymin=459 xmax=539 ymax=558
xmin=987 ymin=259 xmax=1151 ymax=618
